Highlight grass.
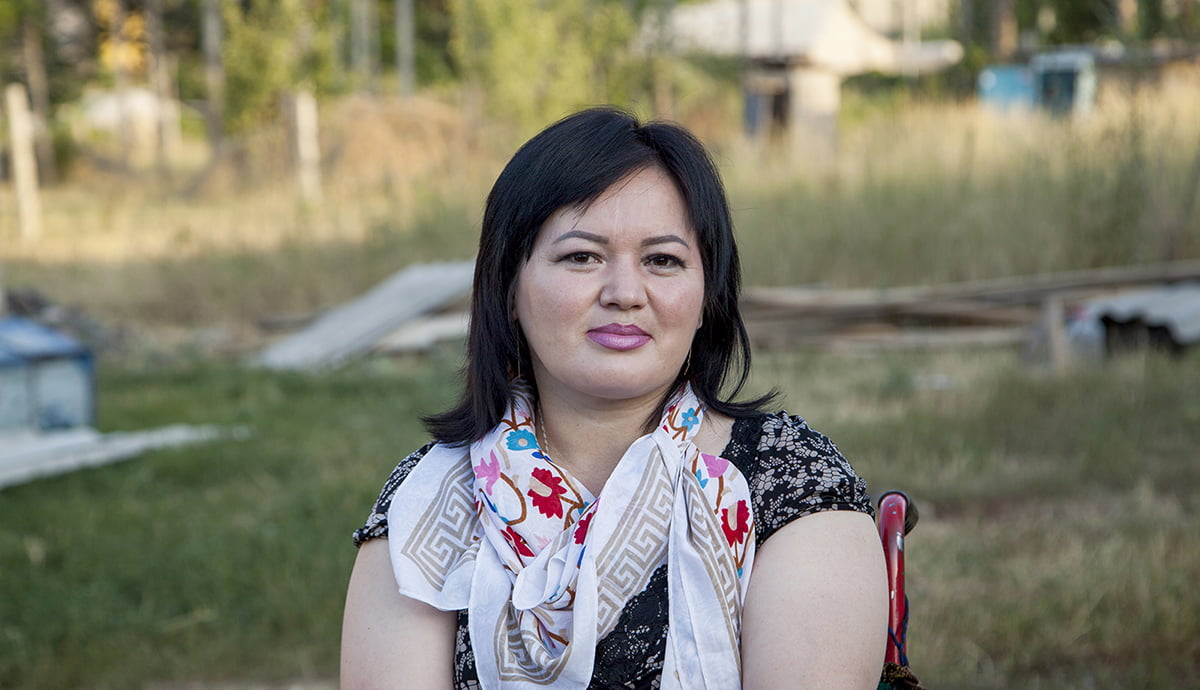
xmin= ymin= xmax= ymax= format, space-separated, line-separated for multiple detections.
xmin=2 ymin=348 xmax=1197 ymax=688
xmin=2 ymin=79 xmax=1199 ymax=688
xmin=0 ymin=354 xmax=461 ymax=688
xmin=753 ymin=348 xmax=1200 ymax=688
xmin=725 ymin=85 xmax=1200 ymax=288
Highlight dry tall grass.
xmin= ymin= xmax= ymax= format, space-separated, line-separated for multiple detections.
xmin=3 ymin=80 xmax=1198 ymax=344
xmin=725 ymin=78 xmax=1200 ymax=288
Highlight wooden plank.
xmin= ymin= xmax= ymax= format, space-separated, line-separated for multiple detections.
xmin=374 ymin=311 xmax=469 ymax=354
xmin=743 ymin=260 xmax=1200 ymax=315
xmin=756 ymin=326 xmax=1029 ymax=352
xmin=745 ymin=298 xmax=1036 ymax=327
xmin=255 ymin=261 xmax=474 ymax=370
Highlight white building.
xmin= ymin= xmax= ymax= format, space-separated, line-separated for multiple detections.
xmin=665 ymin=0 xmax=962 ymax=149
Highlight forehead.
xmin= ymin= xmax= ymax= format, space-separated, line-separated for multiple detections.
xmin=540 ymin=167 xmax=696 ymax=244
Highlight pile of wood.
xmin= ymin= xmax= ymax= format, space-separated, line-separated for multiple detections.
xmin=741 ymin=260 xmax=1200 ymax=353
xmin=250 ymin=259 xmax=1200 ymax=371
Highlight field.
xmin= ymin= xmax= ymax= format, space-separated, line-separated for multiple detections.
xmin=2 ymin=82 xmax=1199 ymax=687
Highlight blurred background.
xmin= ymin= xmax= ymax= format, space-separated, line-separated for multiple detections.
xmin=1 ymin=1 xmax=1198 ymax=687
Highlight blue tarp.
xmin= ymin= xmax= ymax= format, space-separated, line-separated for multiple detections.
xmin=0 ymin=316 xmax=90 ymax=363
xmin=0 ymin=316 xmax=94 ymax=430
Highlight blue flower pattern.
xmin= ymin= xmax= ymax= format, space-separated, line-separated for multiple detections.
xmin=680 ymin=408 xmax=699 ymax=431
xmin=506 ymin=429 xmax=539 ymax=451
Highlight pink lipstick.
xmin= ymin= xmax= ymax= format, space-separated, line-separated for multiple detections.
xmin=587 ymin=323 xmax=651 ymax=351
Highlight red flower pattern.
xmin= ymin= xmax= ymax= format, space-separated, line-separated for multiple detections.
xmin=573 ymin=511 xmax=593 ymax=545
xmin=721 ymin=500 xmax=750 ymax=547
xmin=502 ymin=525 xmax=535 ymax=558
xmin=528 ymin=467 xmax=568 ymax=519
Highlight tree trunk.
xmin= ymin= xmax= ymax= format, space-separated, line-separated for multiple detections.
xmin=991 ymin=0 xmax=1018 ymax=60
xmin=350 ymin=0 xmax=379 ymax=91
xmin=111 ymin=0 xmax=133 ymax=170
xmin=202 ymin=0 xmax=225 ymax=159
xmin=21 ymin=15 xmax=56 ymax=184
xmin=653 ymin=0 xmax=675 ymax=119
xmin=146 ymin=0 xmax=171 ymax=177
xmin=1116 ymin=0 xmax=1139 ymax=38
xmin=395 ymin=0 xmax=415 ymax=97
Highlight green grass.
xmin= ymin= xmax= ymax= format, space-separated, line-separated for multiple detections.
xmin=3 ymin=349 xmax=1197 ymax=688
xmin=753 ymin=348 xmax=1200 ymax=688
xmin=0 ymin=355 xmax=460 ymax=689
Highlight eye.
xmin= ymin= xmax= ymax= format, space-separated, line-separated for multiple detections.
xmin=559 ymin=251 xmax=599 ymax=265
xmin=646 ymin=254 xmax=685 ymax=269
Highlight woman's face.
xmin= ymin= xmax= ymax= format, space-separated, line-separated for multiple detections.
xmin=514 ymin=166 xmax=705 ymax=409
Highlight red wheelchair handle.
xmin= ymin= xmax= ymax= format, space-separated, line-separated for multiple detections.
xmin=878 ymin=491 xmax=917 ymax=666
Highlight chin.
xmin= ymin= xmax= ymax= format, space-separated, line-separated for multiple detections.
xmin=574 ymin=372 xmax=678 ymax=404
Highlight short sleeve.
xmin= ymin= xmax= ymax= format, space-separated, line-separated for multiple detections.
xmin=352 ymin=441 xmax=436 ymax=547
xmin=725 ymin=412 xmax=873 ymax=547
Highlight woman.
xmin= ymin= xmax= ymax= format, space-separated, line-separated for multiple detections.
xmin=342 ymin=107 xmax=887 ymax=689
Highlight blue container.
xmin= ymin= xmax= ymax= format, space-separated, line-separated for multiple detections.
xmin=978 ymin=65 xmax=1036 ymax=112
xmin=0 ymin=316 xmax=95 ymax=431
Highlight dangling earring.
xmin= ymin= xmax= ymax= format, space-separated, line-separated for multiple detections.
xmin=682 ymin=350 xmax=691 ymax=378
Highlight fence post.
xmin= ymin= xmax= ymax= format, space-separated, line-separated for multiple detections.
xmin=6 ymin=83 xmax=42 ymax=242
xmin=1040 ymin=295 xmax=1070 ymax=371
xmin=293 ymin=90 xmax=322 ymax=205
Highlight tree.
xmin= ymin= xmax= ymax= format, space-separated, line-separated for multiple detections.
xmin=221 ymin=0 xmax=339 ymax=135
xmin=448 ymin=0 xmax=639 ymax=133
xmin=0 ymin=0 xmax=74 ymax=182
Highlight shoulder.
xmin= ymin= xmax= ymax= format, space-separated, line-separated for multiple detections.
xmin=725 ymin=412 xmax=873 ymax=546
xmin=352 ymin=441 xmax=438 ymax=547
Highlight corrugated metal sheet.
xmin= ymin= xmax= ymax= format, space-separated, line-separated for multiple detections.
xmin=1087 ymin=283 xmax=1200 ymax=346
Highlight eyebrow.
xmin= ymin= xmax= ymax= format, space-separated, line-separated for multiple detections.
xmin=551 ymin=230 xmax=691 ymax=248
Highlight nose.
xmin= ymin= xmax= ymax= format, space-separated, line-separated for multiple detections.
xmin=599 ymin=260 xmax=647 ymax=310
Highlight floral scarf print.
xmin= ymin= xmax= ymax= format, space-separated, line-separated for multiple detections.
xmin=386 ymin=382 xmax=756 ymax=689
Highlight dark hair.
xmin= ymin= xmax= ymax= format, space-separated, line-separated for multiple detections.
xmin=424 ymin=106 xmax=772 ymax=444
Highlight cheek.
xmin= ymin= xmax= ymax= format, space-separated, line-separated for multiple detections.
xmin=672 ymin=281 xmax=706 ymax=332
xmin=514 ymin=271 xmax=573 ymax=343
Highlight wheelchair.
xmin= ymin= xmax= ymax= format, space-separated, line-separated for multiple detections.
xmin=877 ymin=491 xmax=924 ymax=690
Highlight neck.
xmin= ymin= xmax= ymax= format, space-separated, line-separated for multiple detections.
xmin=536 ymin=387 xmax=673 ymax=495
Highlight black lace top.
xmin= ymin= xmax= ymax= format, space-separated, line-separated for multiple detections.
xmin=353 ymin=412 xmax=873 ymax=689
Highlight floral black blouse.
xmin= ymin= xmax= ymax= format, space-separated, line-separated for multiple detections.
xmin=353 ymin=412 xmax=873 ymax=689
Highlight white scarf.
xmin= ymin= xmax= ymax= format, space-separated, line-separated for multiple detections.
xmin=386 ymin=383 xmax=756 ymax=688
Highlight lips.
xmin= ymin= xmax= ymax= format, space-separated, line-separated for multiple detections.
xmin=587 ymin=323 xmax=651 ymax=351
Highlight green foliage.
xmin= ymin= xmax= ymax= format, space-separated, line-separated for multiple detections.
xmin=375 ymin=0 xmax=458 ymax=86
xmin=448 ymin=0 xmax=640 ymax=132
xmin=222 ymin=0 xmax=341 ymax=134
xmin=0 ymin=0 xmax=94 ymax=117
xmin=1043 ymin=0 xmax=1115 ymax=43
xmin=959 ymin=0 xmax=1200 ymax=52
